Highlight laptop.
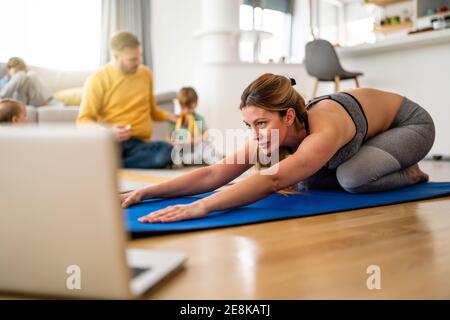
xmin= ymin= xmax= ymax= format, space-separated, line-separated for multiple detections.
xmin=0 ymin=125 xmax=187 ymax=299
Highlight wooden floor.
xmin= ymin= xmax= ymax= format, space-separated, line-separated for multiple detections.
xmin=129 ymin=160 xmax=450 ymax=299
xmin=2 ymin=160 xmax=449 ymax=299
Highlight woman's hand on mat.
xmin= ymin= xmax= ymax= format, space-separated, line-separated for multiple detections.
xmin=121 ymin=190 xmax=144 ymax=208
xmin=138 ymin=201 xmax=208 ymax=223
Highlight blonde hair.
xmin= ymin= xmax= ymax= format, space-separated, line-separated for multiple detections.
xmin=240 ymin=73 xmax=307 ymax=195
xmin=0 ymin=99 xmax=26 ymax=123
xmin=177 ymin=87 xmax=198 ymax=107
xmin=7 ymin=57 xmax=27 ymax=72
xmin=110 ymin=31 xmax=140 ymax=52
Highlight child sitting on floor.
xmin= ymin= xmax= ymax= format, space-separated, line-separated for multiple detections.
xmin=169 ymin=87 xmax=222 ymax=165
xmin=0 ymin=98 xmax=28 ymax=124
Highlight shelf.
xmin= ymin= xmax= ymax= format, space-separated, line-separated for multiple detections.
xmin=366 ymin=0 xmax=411 ymax=6
xmin=337 ymin=28 xmax=450 ymax=58
xmin=374 ymin=21 xmax=413 ymax=33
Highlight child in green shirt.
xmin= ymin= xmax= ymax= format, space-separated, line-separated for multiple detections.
xmin=169 ymin=87 xmax=221 ymax=165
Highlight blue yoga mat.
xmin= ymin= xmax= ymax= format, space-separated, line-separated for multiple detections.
xmin=125 ymin=182 xmax=450 ymax=235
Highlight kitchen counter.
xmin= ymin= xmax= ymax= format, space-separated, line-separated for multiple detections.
xmin=337 ymin=28 xmax=450 ymax=57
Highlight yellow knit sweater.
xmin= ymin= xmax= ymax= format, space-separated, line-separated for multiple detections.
xmin=77 ymin=64 xmax=168 ymax=141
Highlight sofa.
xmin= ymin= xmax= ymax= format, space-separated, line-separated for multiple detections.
xmin=0 ymin=62 xmax=176 ymax=141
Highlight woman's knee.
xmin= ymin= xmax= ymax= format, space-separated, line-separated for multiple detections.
xmin=335 ymin=148 xmax=381 ymax=192
xmin=336 ymin=159 xmax=393 ymax=194
xmin=336 ymin=164 xmax=369 ymax=193
xmin=336 ymin=166 xmax=374 ymax=193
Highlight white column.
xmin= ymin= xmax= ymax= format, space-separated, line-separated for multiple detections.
xmin=195 ymin=0 xmax=241 ymax=64
xmin=194 ymin=0 xmax=243 ymax=145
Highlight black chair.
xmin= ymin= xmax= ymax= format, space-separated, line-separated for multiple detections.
xmin=305 ymin=39 xmax=363 ymax=97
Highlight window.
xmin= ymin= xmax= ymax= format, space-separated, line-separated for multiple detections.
xmin=239 ymin=1 xmax=293 ymax=63
xmin=0 ymin=0 xmax=101 ymax=70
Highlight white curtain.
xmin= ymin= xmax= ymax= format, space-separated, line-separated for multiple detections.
xmin=101 ymin=0 xmax=153 ymax=67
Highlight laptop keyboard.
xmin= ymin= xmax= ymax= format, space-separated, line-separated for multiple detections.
xmin=131 ymin=266 xmax=151 ymax=279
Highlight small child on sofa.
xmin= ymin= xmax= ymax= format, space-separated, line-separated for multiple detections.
xmin=0 ymin=57 xmax=49 ymax=107
xmin=0 ymin=98 xmax=28 ymax=124
xmin=169 ymin=87 xmax=222 ymax=165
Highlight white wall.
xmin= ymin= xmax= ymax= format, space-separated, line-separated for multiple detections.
xmin=151 ymin=0 xmax=202 ymax=93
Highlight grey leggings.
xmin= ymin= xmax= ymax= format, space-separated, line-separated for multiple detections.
xmin=305 ymin=97 xmax=435 ymax=193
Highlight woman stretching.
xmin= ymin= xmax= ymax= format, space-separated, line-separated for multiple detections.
xmin=121 ymin=73 xmax=435 ymax=223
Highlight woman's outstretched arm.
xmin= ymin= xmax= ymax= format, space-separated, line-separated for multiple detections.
xmin=121 ymin=142 xmax=253 ymax=208
xmin=138 ymin=128 xmax=342 ymax=223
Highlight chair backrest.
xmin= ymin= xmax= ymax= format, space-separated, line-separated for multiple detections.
xmin=304 ymin=39 xmax=344 ymax=81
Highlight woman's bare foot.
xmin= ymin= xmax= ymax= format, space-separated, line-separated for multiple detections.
xmin=406 ymin=164 xmax=429 ymax=184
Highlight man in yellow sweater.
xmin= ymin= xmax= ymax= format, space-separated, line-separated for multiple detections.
xmin=77 ymin=31 xmax=177 ymax=168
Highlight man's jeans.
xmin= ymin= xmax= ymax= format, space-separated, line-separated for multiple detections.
xmin=120 ymin=139 xmax=173 ymax=169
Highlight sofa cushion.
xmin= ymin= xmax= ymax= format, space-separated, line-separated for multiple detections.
xmin=37 ymin=106 xmax=79 ymax=124
xmin=53 ymin=87 xmax=83 ymax=106
xmin=28 ymin=65 xmax=93 ymax=95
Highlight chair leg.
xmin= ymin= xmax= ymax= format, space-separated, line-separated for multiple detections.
xmin=354 ymin=77 xmax=360 ymax=88
xmin=312 ymin=80 xmax=319 ymax=98
xmin=334 ymin=76 xmax=340 ymax=93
